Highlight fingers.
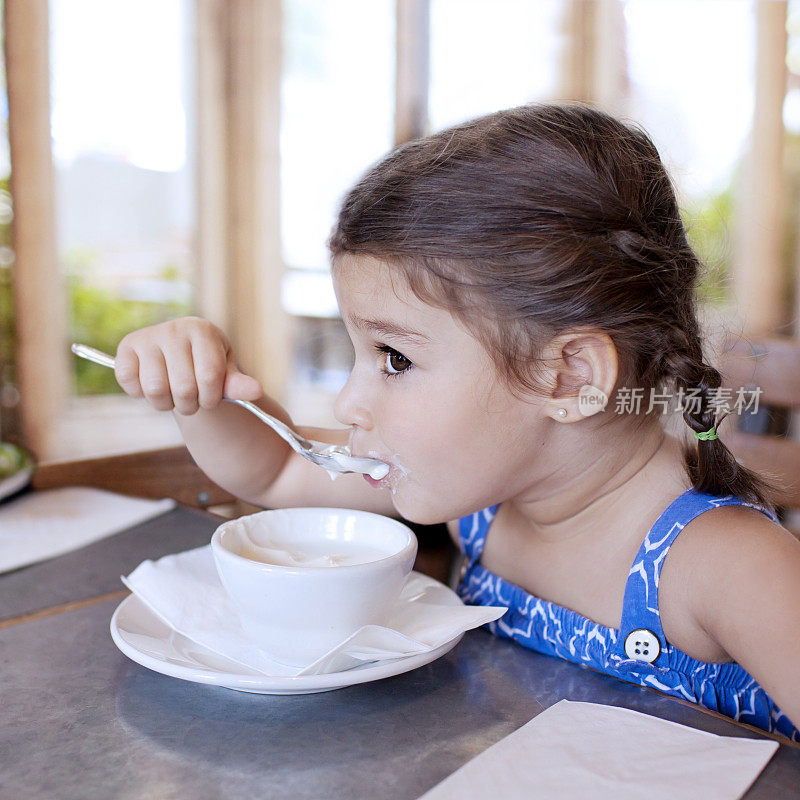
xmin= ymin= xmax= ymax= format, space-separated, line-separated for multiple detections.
xmin=162 ymin=339 xmax=200 ymax=415
xmin=223 ymin=350 xmax=263 ymax=401
xmin=190 ymin=329 xmax=227 ymax=410
xmin=114 ymin=342 xmax=143 ymax=399
xmin=137 ymin=346 xmax=175 ymax=412
xmin=112 ymin=317 xmax=260 ymax=416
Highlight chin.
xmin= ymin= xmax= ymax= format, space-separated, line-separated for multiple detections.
xmin=390 ymin=493 xmax=451 ymax=527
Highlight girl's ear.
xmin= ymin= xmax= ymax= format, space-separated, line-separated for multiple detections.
xmin=541 ymin=329 xmax=619 ymax=421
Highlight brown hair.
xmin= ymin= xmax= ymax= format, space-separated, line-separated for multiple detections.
xmin=328 ymin=103 xmax=778 ymax=508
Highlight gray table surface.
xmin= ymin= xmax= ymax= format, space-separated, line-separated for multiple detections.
xmin=1 ymin=505 xmax=798 ymax=799
xmin=0 ymin=505 xmax=219 ymax=620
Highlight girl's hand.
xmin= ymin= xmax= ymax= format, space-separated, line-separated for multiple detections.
xmin=114 ymin=317 xmax=263 ymax=415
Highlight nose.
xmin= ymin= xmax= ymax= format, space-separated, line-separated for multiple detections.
xmin=334 ymin=369 xmax=374 ymax=430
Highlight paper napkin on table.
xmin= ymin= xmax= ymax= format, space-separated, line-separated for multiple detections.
xmin=0 ymin=487 xmax=176 ymax=573
xmin=418 ymin=700 xmax=779 ymax=800
xmin=122 ymin=544 xmax=507 ymax=677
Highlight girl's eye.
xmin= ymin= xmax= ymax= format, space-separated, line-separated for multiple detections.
xmin=375 ymin=344 xmax=413 ymax=377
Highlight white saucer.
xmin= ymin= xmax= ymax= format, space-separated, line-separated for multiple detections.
xmin=110 ymin=571 xmax=464 ymax=694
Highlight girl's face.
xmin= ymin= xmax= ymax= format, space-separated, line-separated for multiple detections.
xmin=332 ymin=255 xmax=551 ymax=525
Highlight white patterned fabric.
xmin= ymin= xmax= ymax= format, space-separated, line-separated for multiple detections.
xmin=457 ymin=488 xmax=800 ymax=742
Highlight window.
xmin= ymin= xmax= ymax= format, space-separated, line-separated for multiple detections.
xmin=281 ymin=0 xmax=394 ymax=272
xmin=280 ymin=0 xmax=395 ymax=426
xmin=280 ymin=0 xmax=797 ymax=425
xmin=50 ymin=0 xmax=197 ymax=398
xmin=5 ymin=0 xmax=795 ymax=458
xmin=7 ymin=0 xmax=197 ymax=459
xmin=622 ymin=0 xmax=756 ymax=307
xmin=429 ymin=0 xmax=561 ymax=130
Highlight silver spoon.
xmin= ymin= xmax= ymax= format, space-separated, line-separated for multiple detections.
xmin=70 ymin=344 xmax=390 ymax=480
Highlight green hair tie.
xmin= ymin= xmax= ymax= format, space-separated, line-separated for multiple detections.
xmin=695 ymin=426 xmax=718 ymax=441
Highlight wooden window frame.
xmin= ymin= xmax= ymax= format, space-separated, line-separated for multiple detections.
xmin=6 ymin=0 xmax=288 ymax=461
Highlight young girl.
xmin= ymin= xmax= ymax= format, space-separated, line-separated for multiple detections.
xmin=114 ymin=103 xmax=800 ymax=741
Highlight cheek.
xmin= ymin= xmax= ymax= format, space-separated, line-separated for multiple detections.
xmin=377 ymin=365 xmax=511 ymax=472
xmin=383 ymin=396 xmax=481 ymax=477
xmin=380 ymin=384 xmax=463 ymax=440
xmin=376 ymin=378 xmax=438 ymax=436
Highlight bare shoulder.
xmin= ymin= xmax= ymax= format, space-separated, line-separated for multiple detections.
xmin=670 ymin=503 xmax=798 ymax=567
xmin=666 ymin=504 xmax=800 ymax=726
xmin=663 ymin=503 xmax=800 ymax=642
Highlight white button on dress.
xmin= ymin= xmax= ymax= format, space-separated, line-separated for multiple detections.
xmin=624 ymin=629 xmax=661 ymax=663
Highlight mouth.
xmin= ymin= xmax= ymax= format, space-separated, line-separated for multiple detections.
xmin=363 ymin=473 xmax=388 ymax=488
xmin=355 ymin=450 xmax=394 ymax=487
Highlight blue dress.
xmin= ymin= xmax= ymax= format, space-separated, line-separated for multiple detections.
xmin=457 ymin=487 xmax=800 ymax=742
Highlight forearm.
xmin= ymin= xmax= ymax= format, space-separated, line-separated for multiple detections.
xmin=172 ymin=395 xmax=295 ymax=501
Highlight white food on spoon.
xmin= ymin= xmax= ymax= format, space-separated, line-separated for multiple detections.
xmin=317 ymin=445 xmax=391 ymax=482
xmin=366 ymin=449 xmax=408 ymax=495
xmin=369 ymin=463 xmax=391 ymax=479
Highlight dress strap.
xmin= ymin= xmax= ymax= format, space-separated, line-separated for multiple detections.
xmin=458 ymin=505 xmax=500 ymax=567
xmin=614 ymin=489 xmax=778 ymax=661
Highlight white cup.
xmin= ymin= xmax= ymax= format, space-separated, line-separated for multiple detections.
xmin=210 ymin=507 xmax=417 ymax=667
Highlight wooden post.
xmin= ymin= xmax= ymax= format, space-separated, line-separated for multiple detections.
xmin=225 ymin=0 xmax=289 ymax=401
xmin=556 ymin=0 xmax=627 ymax=113
xmin=558 ymin=0 xmax=594 ymax=103
xmin=196 ymin=0 xmax=231 ymax=333
xmin=733 ymin=1 xmax=788 ymax=336
xmin=395 ymin=0 xmax=430 ymax=144
xmin=5 ymin=0 xmax=70 ymax=459
xmin=590 ymin=0 xmax=628 ymax=115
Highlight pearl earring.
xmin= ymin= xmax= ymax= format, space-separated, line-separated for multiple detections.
xmin=557 ymin=408 xmax=567 ymax=418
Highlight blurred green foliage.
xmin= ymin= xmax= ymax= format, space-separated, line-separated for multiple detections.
xmin=683 ymin=130 xmax=800 ymax=318
xmin=0 ymin=175 xmax=21 ymax=443
xmin=683 ymin=187 xmax=734 ymax=305
xmin=68 ymin=254 xmax=191 ymax=395
xmin=0 ymin=177 xmax=14 ymax=369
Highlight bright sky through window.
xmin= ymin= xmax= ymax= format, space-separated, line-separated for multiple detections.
xmin=49 ymin=0 xmax=188 ymax=172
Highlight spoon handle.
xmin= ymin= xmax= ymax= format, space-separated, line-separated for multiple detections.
xmin=71 ymin=343 xmax=116 ymax=369
xmin=222 ymin=398 xmax=312 ymax=455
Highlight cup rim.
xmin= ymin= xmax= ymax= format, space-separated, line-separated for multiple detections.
xmin=210 ymin=507 xmax=417 ymax=576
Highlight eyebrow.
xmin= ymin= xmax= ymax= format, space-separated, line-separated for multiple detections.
xmin=347 ymin=316 xmax=431 ymax=344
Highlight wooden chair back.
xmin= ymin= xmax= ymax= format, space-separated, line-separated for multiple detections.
xmin=717 ymin=334 xmax=800 ymax=525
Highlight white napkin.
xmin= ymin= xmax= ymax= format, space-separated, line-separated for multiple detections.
xmin=0 ymin=486 xmax=176 ymax=573
xmin=122 ymin=544 xmax=507 ymax=677
xmin=418 ymin=700 xmax=780 ymax=800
